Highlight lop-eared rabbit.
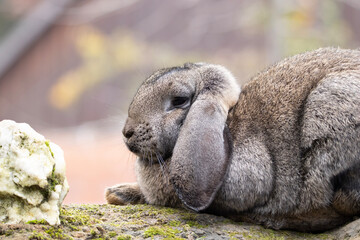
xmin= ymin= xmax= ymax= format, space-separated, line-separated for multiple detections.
xmin=106 ymin=48 xmax=360 ymax=232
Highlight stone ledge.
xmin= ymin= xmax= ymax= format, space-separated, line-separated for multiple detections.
xmin=0 ymin=204 xmax=359 ymax=240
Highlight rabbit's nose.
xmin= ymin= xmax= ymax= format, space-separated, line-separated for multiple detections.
xmin=123 ymin=128 xmax=134 ymax=139
xmin=123 ymin=118 xmax=136 ymax=139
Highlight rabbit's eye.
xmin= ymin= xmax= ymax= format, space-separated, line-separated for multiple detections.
xmin=171 ymin=97 xmax=190 ymax=109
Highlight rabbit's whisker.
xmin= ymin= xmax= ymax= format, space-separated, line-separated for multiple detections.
xmin=147 ymin=151 xmax=151 ymax=165
xmin=155 ymin=152 xmax=167 ymax=181
xmin=157 ymin=152 xmax=169 ymax=186
xmin=150 ymin=151 xmax=154 ymax=167
xmin=126 ymin=151 xmax=130 ymax=164
xmin=141 ymin=150 xmax=146 ymax=162
xmin=146 ymin=150 xmax=150 ymax=162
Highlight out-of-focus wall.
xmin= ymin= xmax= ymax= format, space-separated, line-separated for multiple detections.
xmin=0 ymin=0 xmax=359 ymax=203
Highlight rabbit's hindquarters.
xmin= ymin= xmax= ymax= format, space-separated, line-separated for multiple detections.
xmin=299 ymin=71 xmax=360 ymax=212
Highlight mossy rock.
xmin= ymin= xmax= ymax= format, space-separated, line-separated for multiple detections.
xmin=0 ymin=204 xmax=358 ymax=239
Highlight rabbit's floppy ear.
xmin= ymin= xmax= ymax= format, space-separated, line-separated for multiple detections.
xmin=170 ymin=64 xmax=240 ymax=211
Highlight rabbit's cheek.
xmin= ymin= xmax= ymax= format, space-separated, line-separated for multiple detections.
xmin=133 ymin=134 xmax=153 ymax=149
xmin=158 ymin=114 xmax=185 ymax=156
xmin=157 ymin=126 xmax=180 ymax=159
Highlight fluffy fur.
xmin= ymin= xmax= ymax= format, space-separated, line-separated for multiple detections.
xmin=106 ymin=48 xmax=360 ymax=232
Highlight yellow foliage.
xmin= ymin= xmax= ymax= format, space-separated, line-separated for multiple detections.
xmin=49 ymin=26 xmax=143 ymax=110
xmin=113 ymin=32 xmax=143 ymax=69
xmin=75 ymin=26 xmax=107 ymax=60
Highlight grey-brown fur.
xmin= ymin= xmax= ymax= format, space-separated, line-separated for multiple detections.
xmin=106 ymin=48 xmax=360 ymax=232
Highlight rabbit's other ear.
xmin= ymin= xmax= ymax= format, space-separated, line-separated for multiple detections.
xmin=170 ymin=65 xmax=240 ymax=211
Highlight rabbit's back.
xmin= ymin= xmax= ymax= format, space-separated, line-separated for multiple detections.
xmin=231 ymin=48 xmax=360 ymax=136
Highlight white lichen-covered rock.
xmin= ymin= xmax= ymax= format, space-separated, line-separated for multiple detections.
xmin=0 ymin=120 xmax=69 ymax=225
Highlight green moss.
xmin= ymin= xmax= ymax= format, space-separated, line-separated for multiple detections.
xmin=143 ymin=226 xmax=182 ymax=239
xmin=81 ymin=204 xmax=100 ymax=211
xmin=60 ymin=207 xmax=102 ymax=226
xmin=109 ymin=223 xmax=121 ymax=228
xmin=117 ymin=234 xmax=132 ymax=240
xmin=48 ymin=165 xmax=60 ymax=193
xmin=253 ymin=228 xmax=284 ymax=240
xmin=90 ymin=228 xmax=97 ymax=237
xmin=150 ymin=206 xmax=179 ymax=215
xmin=119 ymin=218 xmax=147 ymax=226
xmin=240 ymin=227 xmax=289 ymax=240
xmin=121 ymin=204 xmax=181 ymax=216
xmin=28 ymin=231 xmax=49 ymax=240
xmin=108 ymin=231 xmax=117 ymax=237
xmin=184 ymin=220 xmax=207 ymax=228
xmin=241 ymin=231 xmax=255 ymax=239
xmin=37 ymin=164 xmax=61 ymax=201
xmin=227 ymin=231 xmax=240 ymax=240
xmin=26 ymin=219 xmax=48 ymax=225
xmin=222 ymin=218 xmax=239 ymax=225
xmin=3 ymin=230 xmax=14 ymax=236
xmin=80 ymin=205 xmax=105 ymax=218
xmin=45 ymin=140 xmax=54 ymax=158
xmin=20 ymin=135 xmax=29 ymax=148
xmin=42 ymin=226 xmax=75 ymax=240
xmin=68 ymin=225 xmax=79 ymax=231
xmin=179 ymin=212 xmax=198 ymax=221
xmin=57 ymin=207 xmax=106 ymax=240
xmin=168 ymin=220 xmax=182 ymax=227
xmin=317 ymin=234 xmax=334 ymax=240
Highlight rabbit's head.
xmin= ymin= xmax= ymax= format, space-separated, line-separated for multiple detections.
xmin=123 ymin=63 xmax=240 ymax=211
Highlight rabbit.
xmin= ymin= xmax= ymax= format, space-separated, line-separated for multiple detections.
xmin=106 ymin=47 xmax=360 ymax=232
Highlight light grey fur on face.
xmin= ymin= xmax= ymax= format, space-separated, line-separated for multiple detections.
xmin=106 ymin=47 xmax=360 ymax=232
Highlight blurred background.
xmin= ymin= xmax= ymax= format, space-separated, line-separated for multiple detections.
xmin=0 ymin=0 xmax=359 ymax=204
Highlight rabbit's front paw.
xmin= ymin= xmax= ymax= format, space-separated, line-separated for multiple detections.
xmin=105 ymin=183 xmax=145 ymax=205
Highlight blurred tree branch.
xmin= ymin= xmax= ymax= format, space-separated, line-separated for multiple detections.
xmin=0 ymin=0 xmax=74 ymax=80
xmin=60 ymin=0 xmax=139 ymax=25
xmin=340 ymin=0 xmax=360 ymax=9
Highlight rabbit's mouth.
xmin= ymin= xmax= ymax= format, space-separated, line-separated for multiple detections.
xmin=125 ymin=140 xmax=171 ymax=164
xmin=124 ymin=141 xmax=140 ymax=154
